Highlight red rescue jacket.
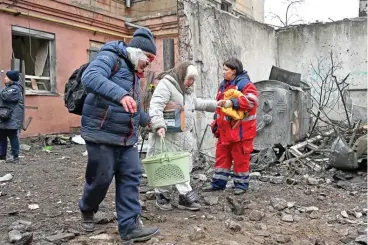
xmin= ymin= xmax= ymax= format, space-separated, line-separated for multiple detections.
xmin=211 ymin=71 xmax=258 ymax=144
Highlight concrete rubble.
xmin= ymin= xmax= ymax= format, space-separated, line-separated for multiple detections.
xmin=0 ymin=70 xmax=366 ymax=245
xmin=0 ymin=134 xmax=366 ymax=244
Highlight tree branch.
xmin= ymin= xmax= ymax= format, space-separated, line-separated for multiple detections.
xmin=268 ymin=13 xmax=287 ymax=27
xmin=285 ymin=0 xmax=303 ymax=26
xmin=330 ymin=50 xmax=351 ymax=128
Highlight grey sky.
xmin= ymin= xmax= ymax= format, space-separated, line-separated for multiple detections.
xmin=264 ymin=0 xmax=360 ymax=26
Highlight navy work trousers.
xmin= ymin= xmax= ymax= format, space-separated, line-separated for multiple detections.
xmin=78 ymin=141 xmax=142 ymax=237
xmin=0 ymin=129 xmax=20 ymax=160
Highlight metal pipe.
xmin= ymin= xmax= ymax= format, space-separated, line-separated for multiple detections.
xmin=198 ymin=124 xmax=211 ymax=151
xmin=126 ymin=0 xmax=131 ymax=8
xmin=125 ymin=21 xmax=145 ymax=29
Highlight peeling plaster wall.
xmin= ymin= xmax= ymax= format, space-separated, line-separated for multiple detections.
xmin=178 ymin=0 xmax=277 ymax=155
xmin=179 ymin=1 xmax=366 ymax=156
xmin=276 ymin=18 xmax=368 ymax=122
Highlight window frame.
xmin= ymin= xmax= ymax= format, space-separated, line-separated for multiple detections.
xmin=11 ymin=25 xmax=57 ymax=96
xmin=88 ymin=41 xmax=104 ymax=62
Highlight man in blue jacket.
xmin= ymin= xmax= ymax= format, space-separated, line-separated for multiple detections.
xmin=79 ymin=28 xmax=159 ymax=244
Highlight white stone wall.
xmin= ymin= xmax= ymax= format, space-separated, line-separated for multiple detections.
xmin=276 ymin=18 xmax=368 ymax=122
xmin=178 ymin=0 xmax=367 ymax=154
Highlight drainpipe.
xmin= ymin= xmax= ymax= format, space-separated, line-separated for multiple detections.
xmin=125 ymin=21 xmax=145 ymax=29
xmin=126 ymin=0 xmax=131 ymax=8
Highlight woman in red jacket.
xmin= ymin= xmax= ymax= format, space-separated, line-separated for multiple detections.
xmin=203 ymin=58 xmax=259 ymax=195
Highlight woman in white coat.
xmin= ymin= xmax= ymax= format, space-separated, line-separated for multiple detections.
xmin=147 ymin=62 xmax=217 ymax=211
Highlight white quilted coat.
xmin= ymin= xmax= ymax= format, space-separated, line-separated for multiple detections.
xmin=147 ymin=75 xmax=217 ymax=168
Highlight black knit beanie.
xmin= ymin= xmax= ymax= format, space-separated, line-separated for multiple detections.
xmin=6 ymin=70 xmax=20 ymax=82
xmin=129 ymin=28 xmax=157 ymax=55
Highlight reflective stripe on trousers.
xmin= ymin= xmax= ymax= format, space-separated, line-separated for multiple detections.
xmin=232 ymin=172 xmax=250 ymax=189
xmin=212 ymin=168 xmax=230 ymax=189
xmin=211 ymin=140 xmax=252 ymax=190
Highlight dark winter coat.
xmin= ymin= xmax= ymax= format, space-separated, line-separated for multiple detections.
xmin=0 ymin=81 xmax=24 ymax=130
xmin=80 ymin=41 xmax=150 ymax=146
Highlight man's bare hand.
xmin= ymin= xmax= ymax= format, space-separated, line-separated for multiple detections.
xmin=120 ymin=96 xmax=137 ymax=113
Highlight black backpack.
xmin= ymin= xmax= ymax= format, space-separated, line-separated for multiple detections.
xmin=64 ymin=54 xmax=121 ymax=115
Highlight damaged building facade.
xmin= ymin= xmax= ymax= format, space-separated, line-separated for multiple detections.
xmin=0 ymin=0 xmax=264 ymax=137
xmin=0 ymin=0 xmax=179 ymax=136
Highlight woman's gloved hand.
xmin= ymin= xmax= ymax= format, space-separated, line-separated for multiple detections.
xmin=218 ymin=100 xmax=233 ymax=108
xmin=157 ymin=128 xmax=166 ymax=138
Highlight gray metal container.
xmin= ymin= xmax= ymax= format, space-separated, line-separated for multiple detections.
xmin=254 ymin=80 xmax=312 ymax=150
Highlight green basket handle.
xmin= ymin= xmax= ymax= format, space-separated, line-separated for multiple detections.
xmin=160 ymin=137 xmax=170 ymax=162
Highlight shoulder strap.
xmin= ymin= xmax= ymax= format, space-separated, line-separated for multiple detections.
xmin=109 ymin=48 xmax=133 ymax=77
xmin=12 ymin=83 xmax=24 ymax=95
xmin=235 ymin=78 xmax=251 ymax=92
xmin=111 ymin=56 xmax=121 ymax=76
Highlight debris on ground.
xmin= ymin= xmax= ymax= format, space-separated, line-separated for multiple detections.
xmin=27 ymin=204 xmax=39 ymax=210
xmin=0 ymin=123 xmax=366 ymax=244
xmin=0 ymin=173 xmax=13 ymax=182
xmin=189 ymin=225 xmax=206 ymax=241
xmin=72 ymin=135 xmax=86 ymax=145
xmin=20 ymin=144 xmax=32 ymax=152
xmin=251 ymin=122 xmax=367 ymax=174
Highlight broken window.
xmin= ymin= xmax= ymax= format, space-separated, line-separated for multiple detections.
xmin=88 ymin=41 xmax=104 ymax=62
xmin=11 ymin=26 xmax=56 ymax=94
xmin=221 ymin=0 xmax=232 ymax=12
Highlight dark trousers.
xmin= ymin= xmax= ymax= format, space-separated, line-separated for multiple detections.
xmin=78 ymin=141 xmax=142 ymax=237
xmin=0 ymin=129 xmax=20 ymax=160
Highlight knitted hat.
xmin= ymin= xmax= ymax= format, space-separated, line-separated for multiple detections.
xmin=6 ymin=70 xmax=20 ymax=82
xmin=129 ymin=28 xmax=156 ymax=55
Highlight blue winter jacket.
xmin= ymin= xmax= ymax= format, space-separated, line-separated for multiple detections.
xmin=81 ymin=41 xmax=150 ymax=146
xmin=0 ymin=81 xmax=24 ymax=130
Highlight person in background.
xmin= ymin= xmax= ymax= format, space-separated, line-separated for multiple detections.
xmin=147 ymin=62 xmax=217 ymax=211
xmin=79 ymin=28 xmax=159 ymax=244
xmin=203 ymin=58 xmax=258 ymax=195
xmin=0 ymin=70 xmax=24 ymax=164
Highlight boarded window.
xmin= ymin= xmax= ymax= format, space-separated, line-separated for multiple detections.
xmin=11 ymin=26 xmax=56 ymax=95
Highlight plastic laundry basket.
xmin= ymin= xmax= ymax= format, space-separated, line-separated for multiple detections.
xmin=142 ymin=138 xmax=190 ymax=187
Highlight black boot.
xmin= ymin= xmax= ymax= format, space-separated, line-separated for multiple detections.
xmin=178 ymin=191 xmax=201 ymax=211
xmin=81 ymin=212 xmax=95 ymax=232
xmin=234 ymin=188 xmax=247 ymax=195
xmin=121 ymin=216 xmax=160 ymax=244
xmin=0 ymin=155 xmax=6 ymax=163
xmin=155 ymin=192 xmax=173 ymax=211
xmin=202 ymin=183 xmax=223 ymax=192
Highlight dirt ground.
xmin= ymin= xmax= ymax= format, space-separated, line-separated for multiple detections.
xmin=0 ymin=139 xmax=367 ymax=245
